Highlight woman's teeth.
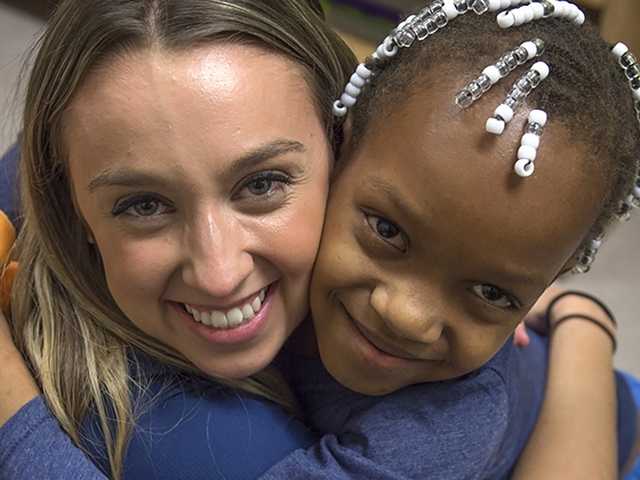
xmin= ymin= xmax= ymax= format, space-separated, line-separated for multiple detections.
xmin=184 ymin=287 xmax=267 ymax=329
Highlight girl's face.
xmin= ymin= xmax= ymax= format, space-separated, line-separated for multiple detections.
xmin=311 ymin=80 xmax=606 ymax=395
xmin=65 ymin=45 xmax=331 ymax=379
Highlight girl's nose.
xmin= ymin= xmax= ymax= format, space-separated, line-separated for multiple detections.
xmin=370 ymin=286 xmax=444 ymax=345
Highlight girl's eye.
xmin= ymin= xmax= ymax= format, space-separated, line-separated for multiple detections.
xmin=471 ymin=284 xmax=519 ymax=310
xmin=237 ymin=172 xmax=291 ymax=199
xmin=365 ymin=214 xmax=407 ymax=251
xmin=112 ymin=196 xmax=173 ymax=219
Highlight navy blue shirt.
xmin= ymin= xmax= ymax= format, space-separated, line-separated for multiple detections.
xmin=262 ymin=331 xmax=637 ymax=479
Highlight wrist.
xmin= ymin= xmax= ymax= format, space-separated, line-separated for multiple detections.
xmin=547 ymin=292 xmax=617 ymax=353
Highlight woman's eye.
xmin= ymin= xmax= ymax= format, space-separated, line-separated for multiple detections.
xmin=112 ymin=196 xmax=173 ymax=219
xmin=365 ymin=214 xmax=407 ymax=251
xmin=238 ymin=172 xmax=291 ymax=199
xmin=471 ymin=284 xmax=518 ymax=310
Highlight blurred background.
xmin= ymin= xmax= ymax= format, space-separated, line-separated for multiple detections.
xmin=0 ymin=0 xmax=638 ymax=375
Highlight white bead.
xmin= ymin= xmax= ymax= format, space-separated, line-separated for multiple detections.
xmin=488 ymin=0 xmax=501 ymax=11
xmin=522 ymin=6 xmax=534 ymax=22
xmin=531 ymin=3 xmax=545 ymax=19
xmin=514 ymin=159 xmax=535 ymax=177
xmin=591 ymin=238 xmax=603 ymax=250
xmin=486 ymin=117 xmax=506 ymax=135
xmin=340 ymin=93 xmax=357 ymax=107
xmin=497 ymin=11 xmax=515 ymax=29
xmin=529 ymin=109 xmax=548 ymax=126
xmin=443 ymin=1 xmax=459 ymax=20
xmin=518 ymin=145 xmax=538 ymax=161
xmin=532 ymin=61 xmax=550 ymax=80
xmin=383 ymin=37 xmax=398 ymax=57
xmin=350 ymin=73 xmax=366 ymax=88
xmin=376 ymin=44 xmax=388 ymax=59
xmin=356 ymin=64 xmax=372 ymax=79
xmin=612 ymin=43 xmax=629 ymax=59
xmin=512 ymin=7 xmax=527 ymax=26
xmin=575 ymin=10 xmax=585 ymax=25
xmin=500 ymin=0 xmax=510 ymax=8
xmin=333 ymin=100 xmax=347 ymax=117
xmin=521 ymin=133 xmax=540 ymax=149
xmin=483 ymin=65 xmax=502 ymax=84
xmin=345 ymin=83 xmax=361 ymax=97
xmin=521 ymin=41 xmax=538 ymax=59
xmin=495 ymin=104 xmax=514 ymax=122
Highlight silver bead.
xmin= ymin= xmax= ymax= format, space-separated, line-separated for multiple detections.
xmin=470 ymin=0 xmax=489 ymax=14
xmin=469 ymin=81 xmax=483 ymax=99
xmin=503 ymin=53 xmax=518 ymax=70
xmin=514 ymin=47 xmax=529 ymax=65
xmin=504 ymin=96 xmax=519 ymax=110
xmin=525 ymin=70 xmax=542 ymax=87
xmin=477 ymin=74 xmax=492 ymax=92
xmin=455 ymin=90 xmax=474 ymax=108
xmin=625 ymin=64 xmax=640 ymax=80
xmin=630 ymin=77 xmax=640 ymax=90
xmin=496 ymin=60 xmax=510 ymax=76
xmin=508 ymin=86 xmax=526 ymax=102
xmin=533 ymin=38 xmax=545 ymax=55
xmin=617 ymin=202 xmax=633 ymax=221
xmin=393 ymin=28 xmax=416 ymax=48
xmin=634 ymin=100 xmax=640 ymax=112
xmin=632 ymin=195 xmax=640 ymax=209
xmin=541 ymin=0 xmax=555 ymax=17
xmin=412 ymin=21 xmax=430 ymax=41
xmin=516 ymin=77 xmax=533 ymax=94
xmin=433 ymin=10 xmax=449 ymax=28
xmin=620 ymin=51 xmax=637 ymax=69
xmin=526 ymin=122 xmax=544 ymax=135
xmin=429 ymin=0 xmax=445 ymax=12
xmin=425 ymin=17 xmax=439 ymax=35
xmin=454 ymin=0 xmax=469 ymax=13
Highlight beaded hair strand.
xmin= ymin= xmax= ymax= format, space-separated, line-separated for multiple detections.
xmin=332 ymin=0 xmax=640 ymax=275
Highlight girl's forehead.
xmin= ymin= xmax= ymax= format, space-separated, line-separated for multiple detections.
xmin=338 ymin=84 xmax=607 ymax=278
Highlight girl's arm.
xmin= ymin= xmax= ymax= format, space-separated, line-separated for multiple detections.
xmin=512 ymin=292 xmax=618 ymax=480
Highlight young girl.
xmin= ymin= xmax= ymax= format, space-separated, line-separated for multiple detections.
xmin=261 ymin=1 xmax=640 ymax=478
xmin=0 ymin=0 xmax=634 ymax=478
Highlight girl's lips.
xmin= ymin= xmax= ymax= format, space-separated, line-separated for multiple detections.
xmin=171 ymin=282 xmax=278 ymax=346
xmin=340 ymin=302 xmax=443 ymax=368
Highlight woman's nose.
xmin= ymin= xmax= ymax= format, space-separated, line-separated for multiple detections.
xmin=181 ymin=210 xmax=253 ymax=298
xmin=370 ymin=287 xmax=444 ymax=345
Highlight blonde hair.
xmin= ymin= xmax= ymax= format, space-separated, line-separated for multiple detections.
xmin=10 ymin=1 xmax=356 ymax=477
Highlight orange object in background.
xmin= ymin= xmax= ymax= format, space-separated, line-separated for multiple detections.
xmin=0 ymin=210 xmax=18 ymax=316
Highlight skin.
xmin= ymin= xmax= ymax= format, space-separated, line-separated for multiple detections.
xmin=311 ymin=74 xmax=609 ymax=395
xmin=64 ymin=44 xmax=331 ymax=380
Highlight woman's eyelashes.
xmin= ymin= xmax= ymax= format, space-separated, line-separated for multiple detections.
xmin=471 ymin=284 xmax=522 ymax=311
xmin=364 ymin=213 xmax=407 ymax=252
xmin=111 ymin=170 xmax=295 ymax=222
xmin=233 ymin=171 xmax=293 ymax=203
xmin=111 ymin=194 xmax=174 ymax=220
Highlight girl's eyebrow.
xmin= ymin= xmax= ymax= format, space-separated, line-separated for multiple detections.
xmin=86 ymin=139 xmax=306 ymax=192
xmin=367 ymin=175 xmax=428 ymax=227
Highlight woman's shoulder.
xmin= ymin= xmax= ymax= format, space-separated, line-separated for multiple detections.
xmin=84 ymin=354 xmax=315 ymax=479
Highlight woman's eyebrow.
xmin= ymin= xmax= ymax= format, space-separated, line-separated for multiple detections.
xmin=86 ymin=139 xmax=306 ymax=192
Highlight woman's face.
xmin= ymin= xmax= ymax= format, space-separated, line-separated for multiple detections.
xmin=64 ymin=45 xmax=331 ymax=379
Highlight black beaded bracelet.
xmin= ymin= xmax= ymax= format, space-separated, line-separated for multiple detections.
xmin=552 ymin=313 xmax=617 ymax=353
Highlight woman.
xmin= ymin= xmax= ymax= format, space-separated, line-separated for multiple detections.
xmin=0 ymin=0 xmax=623 ymax=478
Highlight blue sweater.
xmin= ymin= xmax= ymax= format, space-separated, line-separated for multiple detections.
xmin=262 ymin=332 xmax=637 ymax=479
xmin=0 ymin=334 xmax=637 ymax=479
